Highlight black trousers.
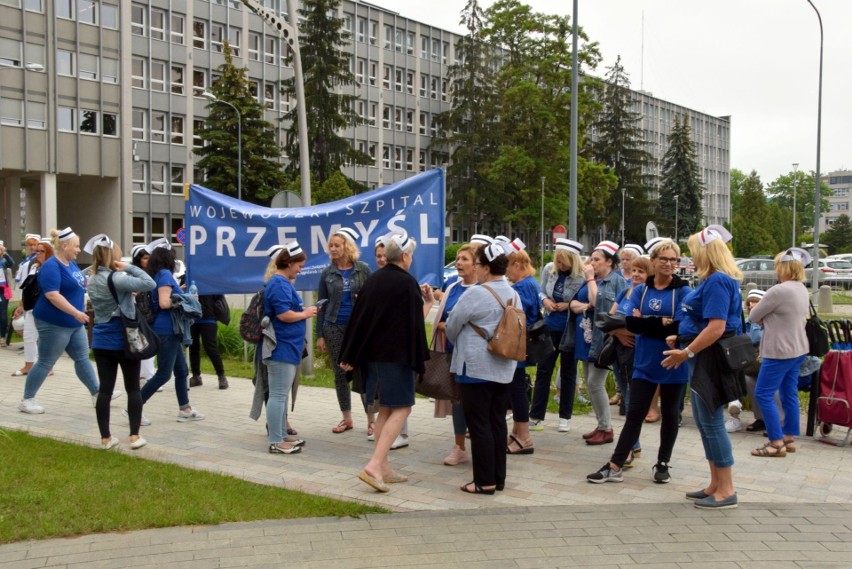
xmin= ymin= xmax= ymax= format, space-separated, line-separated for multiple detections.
xmin=530 ymin=329 xmax=576 ymax=420
xmin=509 ymin=366 xmax=531 ymax=422
xmin=189 ymin=322 xmax=224 ymax=376
xmin=461 ymin=381 xmax=509 ymax=488
xmin=610 ymin=378 xmax=685 ymax=467
xmin=93 ymin=349 xmax=142 ymax=438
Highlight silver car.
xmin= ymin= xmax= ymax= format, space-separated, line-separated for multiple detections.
xmin=736 ymin=258 xmax=827 ymax=289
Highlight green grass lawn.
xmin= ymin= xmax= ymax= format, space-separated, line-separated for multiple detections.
xmin=0 ymin=430 xmax=386 ymax=544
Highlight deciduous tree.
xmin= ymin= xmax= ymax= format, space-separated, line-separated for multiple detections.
xmin=731 ymin=171 xmax=776 ymax=257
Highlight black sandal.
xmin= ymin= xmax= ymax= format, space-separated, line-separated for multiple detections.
xmin=506 ymin=434 xmax=534 ymax=455
xmin=460 ymin=481 xmax=496 ymax=495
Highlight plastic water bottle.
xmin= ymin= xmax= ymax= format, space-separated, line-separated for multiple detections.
xmin=188 ymin=280 xmax=198 ymax=297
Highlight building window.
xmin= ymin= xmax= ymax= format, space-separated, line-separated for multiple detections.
xmin=394 ymin=28 xmax=403 ymax=52
xmin=406 ymin=148 xmax=413 ymax=171
xmin=78 ymin=53 xmax=98 ymax=81
xmin=171 ymin=166 xmax=184 ymax=194
xmin=0 ymin=38 xmax=22 ymax=67
xmin=151 ymin=163 xmax=166 ymax=193
xmin=356 ymin=17 xmax=365 ymax=43
xmin=394 ymin=108 xmax=402 ymax=131
xmin=102 ymin=57 xmax=118 ymax=84
xmin=430 ymin=115 xmax=437 ymax=136
xmin=248 ymin=32 xmax=260 ymax=60
xmin=56 ymin=49 xmax=75 ymax=76
xmin=131 ymin=215 xmax=146 ymax=243
xmin=132 ymin=108 xmax=146 ymax=140
xmin=0 ymin=98 xmax=23 ymax=126
xmin=406 ymin=71 xmax=414 ymax=94
xmin=432 ymin=38 xmax=440 ymax=62
xmin=248 ymin=80 xmax=259 ymax=101
xmin=394 ymin=147 xmax=402 ymax=170
xmin=192 ymin=69 xmax=206 ymax=96
xmin=171 ymin=115 xmax=184 ymax=144
xmin=382 ymin=106 xmax=390 ymax=129
xmin=78 ymin=0 xmax=97 ymax=25
xmin=150 ymin=111 xmax=166 ymax=142
xmin=228 ymin=27 xmax=241 ymax=56
xmin=368 ymin=60 xmax=377 ymax=86
xmin=211 ymin=24 xmax=224 ymax=53
xmin=355 ymin=58 xmax=365 ymax=84
xmin=369 ymin=20 xmax=377 ymax=45
xmin=132 ymin=57 xmax=145 ymax=88
xmin=27 ymin=101 xmax=46 ymax=128
xmin=442 ymin=41 xmax=449 ymax=64
xmin=394 ymin=68 xmax=403 ymax=92
xmin=55 ymin=0 xmax=73 ymax=20
xmin=26 ymin=0 xmax=44 ymax=12
xmin=430 ymin=76 xmax=438 ymax=99
xmin=171 ymin=64 xmax=184 ymax=94
xmin=406 ymin=31 xmax=414 ymax=55
xmin=103 ymin=112 xmax=117 ymax=136
xmin=368 ymin=102 xmax=377 ymax=125
xmin=382 ymin=65 xmax=390 ymax=89
xmin=419 ymin=150 xmax=426 ymax=171
xmin=441 ymin=79 xmax=447 ymax=102
xmin=131 ymin=3 xmax=145 ymax=35
xmin=79 ymin=109 xmax=98 ymax=134
xmin=382 ymin=145 xmax=390 ymax=169
xmin=193 ymin=167 xmax=205 ymax=184
xmin=368 ymin=143 xmax=376 ymax=163
xmin=57 ymin=106 xmax=75 ymax=131
xmin=132 ymin=163 xmax=147 ymax=193
xmin=150 ymin=8 xmax=166 ymax=41
xmin=264 ymin=82 xmax=276 ymax=110
xmin=151 ymin=216 xmax=165 ymax=237
xmin=279 ymin=91 xmax=290 ymax=112
xmin=419 ymin=74 xmax=427 ymax=98
xmin=383 ymin=24 xmax=392 ymax=49
xmin=193 ymin=20 xmax=206 ymax=49
xmin=166 ymin=13 xmax=184 ymax=44
xmin=193 ymin=119 xmax=204 ymax=147
xmin=101 ymin=3 xmax=117 ymax=29
xmin=421 ymin=36 xmax=428 ymax=59
xmin=406 ymin=110 xmax=413 ymax=133
xmin=150 ymin=60 xmax=165 ymax=91
xmin=264 ymin=36 xmax=276 ymax=64
xmin=419 ymin=111 xmax=427 ymax=135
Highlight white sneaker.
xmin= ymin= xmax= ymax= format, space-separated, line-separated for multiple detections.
xmin=390 ymin=435 xmax=409 ymax=450
xmin=725 ymin=416 xmax=743 ymax=433
xmin=177 ymin=406 xmax=205 ymax=422
xmin=558 ymin=419 xmax=571 ymax=432
xmin=18 ymin=398 xmax=44 ymax=414
xmin=100 ymin=436 xmax=120 ymax=450
xmin=130 ymin=437 xmax=147 ymax=450
xmin=727 ymin=400 xmax=742 ymax=417
xmin=121 ymin=408 xmax=151 ymax=426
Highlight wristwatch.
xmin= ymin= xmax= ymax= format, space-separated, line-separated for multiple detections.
xmin=685 ymin=347 xmax=696 ymax=359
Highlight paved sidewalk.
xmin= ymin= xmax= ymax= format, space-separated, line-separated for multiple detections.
xmin=2 ymin=345 xmax=852 ymax=567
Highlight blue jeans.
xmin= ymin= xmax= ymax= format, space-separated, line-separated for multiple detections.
xmin=264 ymin=359 xmax=297 ymax=445
xmin=24 ymin=319 xmax=99 ymax=399
xmin=690 ymin=389 xmax=734 ymax=468
xmin=140 ymin=333 xmax=189 ymax=408
xmin=755 ymin=355 xmax=805 ymax=441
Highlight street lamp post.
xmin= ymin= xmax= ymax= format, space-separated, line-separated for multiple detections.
xmin=620 ymin=187 xmax=626 ymax=248
xmin=792 ymin=163 xmax=799 ymax=248
xmin=806 ymin=0 xmax=823 ymax=292
xmin=201 ymin=91 xmax=242 ymax=201
xmin=674 ymin=195 xmax=679 ymax=243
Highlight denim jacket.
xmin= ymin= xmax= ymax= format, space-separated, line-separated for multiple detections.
xmin=316 ymin=260 xmax=371 ymax=337
xmin=169 ymin=293 xmax=202 ymax=345
xmin=88 ymin=265 xmax=156 ymax=324
xmin=560 ymin=271 xmax=627 ymax=357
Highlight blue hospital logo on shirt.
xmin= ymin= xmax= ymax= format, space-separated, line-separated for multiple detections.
xmin=649 ymin=297 xmax=663 ymax=312
xmin=72 ymin=269 xmax=87 ymax=289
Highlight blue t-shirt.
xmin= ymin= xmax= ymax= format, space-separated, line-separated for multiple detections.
xmin=678 ymin=272 xmax=743 ymax=338
xmin=619 ymin=283 xmax=690 ymax=384
xmin=440 ymin=280 xmax=475 ymax=353
xmin=92 ymin=318 xmax=125 ymax=350
xmin=335 ymin=268 xmax=354 ymax=324
xmin=544 ymin=273 xmax=570 ymax=332
xmin=264 ymin=274 xmax=306 ymax=364
xmin=513 ymin=276 xmax=542 ymax=328
xmin=150 ymin=269 xmax=183 ymax=335
xmin=573 ymin=282 xmax=592 ymax=361
xmin=33 ymin=256 xmax=87 ymax=328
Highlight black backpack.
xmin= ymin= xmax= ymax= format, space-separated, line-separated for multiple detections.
xmin=20 ymin=273 xmax=40 ymax=311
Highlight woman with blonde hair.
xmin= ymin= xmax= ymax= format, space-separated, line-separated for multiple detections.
xmin=505 ymin=240 xmax=543 ymax=454
xmin=529 ymin=238 xmax=586 ymax=433
xmin=18 ymin=228 xmax=102 ymax=414
xmin=11 ymin=238 xmax=53 ymax=376
xmin=663 ymin=225 xmax=743 ymax=509
xmin=316 ymin=228 xmax=374 ymax=435
xmin=747 ymin=248 xmax=810 ymax=457
xmin=86 ymin=235 xmax=156 ymax=449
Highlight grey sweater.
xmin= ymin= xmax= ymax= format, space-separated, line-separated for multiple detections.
xmin=748 ymin=280 xmax=809 ymax=360
xmin=88 ymin=265 xmax=156 ymax=323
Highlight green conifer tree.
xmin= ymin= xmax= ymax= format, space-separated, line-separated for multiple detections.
xmin=659 ymin=113 xmax=703 ymax=237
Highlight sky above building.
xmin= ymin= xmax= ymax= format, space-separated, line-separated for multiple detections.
xmin=374 ymin=0 xmax=851 ymax=186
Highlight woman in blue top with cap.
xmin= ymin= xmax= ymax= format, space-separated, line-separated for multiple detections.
xmin=18 ymin=227 xmax=102 ymax=415
xmin=662 ymin=225 xmax=744 ymax=510
xmin=263 ymin=241 xmax=318 ymax=454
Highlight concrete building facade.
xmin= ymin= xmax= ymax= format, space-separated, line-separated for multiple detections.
xmin=820 ymin=169 xmax=852 ymax=232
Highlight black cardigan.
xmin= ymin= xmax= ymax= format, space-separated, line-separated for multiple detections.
xmin=338 ymin=263 xmax=429 ymax=375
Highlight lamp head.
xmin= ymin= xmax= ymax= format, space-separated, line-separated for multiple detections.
xmin=201 ymin=91 xmax=217 ymax=101
xmin=24 ymin=63 xmax=44 ymax=71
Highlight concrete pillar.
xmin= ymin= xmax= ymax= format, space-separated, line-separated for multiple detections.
xmin=39 ymin=172 xmax=57 ymax=233
xmin=817 ymin=285 xmax=832 ymax=314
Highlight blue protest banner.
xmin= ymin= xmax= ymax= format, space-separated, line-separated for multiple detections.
xmin=185 ymin=168 xmax=445 ymax=294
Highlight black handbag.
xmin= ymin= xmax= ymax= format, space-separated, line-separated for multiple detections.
xmin=20 ymin=272 xmax=41 ymax=311
xmin=716 ymin=333 xmax=757 ymax=371
xmin=526 ymin=317 xmax=555 ymax=365
xmin=416 ymin=350 xmax=461 ymax=401
xmin=595 ymin=334 xmax=618 ymax=369
xmin=107 ymin=272 xmax=160 ymax=361
xmin=806 ymin=301 xmax=830 ymax=357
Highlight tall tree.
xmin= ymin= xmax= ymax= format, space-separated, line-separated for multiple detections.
xmin=765 ymin=169 xmax=832 ymax=234
xmin=588 ymin=56 xmax=656 ymax=244
xmin=432 ymin=0 xmax=502 ymax=234
xmin=822 ymin=214 xmax=852 ymax=254
xmin=729 ymin=167 xmax=747 ymax=215
xmin=658 ymin=113 xmax=703 ymax=239
xmin=195 ymin=43 xmax=288 ymax=204
xmin=731 ymin=171 xmax=776 ymax=257
xmin=281 ymin=0 xmax=370 ymax=186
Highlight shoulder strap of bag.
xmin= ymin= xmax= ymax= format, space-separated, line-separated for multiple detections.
xmin=107 ymin=271 xmax=131 ymax=319
xmin=469 ymin=284 xmax=509 ymax=341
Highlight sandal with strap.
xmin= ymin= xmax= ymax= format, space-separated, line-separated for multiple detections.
xmin=331 ymin=419 xmax=354 ymax=434
xmin=783 ymin=439 xmax=796 ymax=453
xmin=460 ymin=481 xmax=496 ymax=495
xmin=506 ymin=434 xmax=534 ymax=455
xmin=751 ymin=441 xmax=786 ymax=457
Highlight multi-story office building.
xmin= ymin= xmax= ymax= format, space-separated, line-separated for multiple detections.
xmin=0 ymin=0 xmax=730 ymax=258
xmin=820 ymin=170 xmax=852 ymax=232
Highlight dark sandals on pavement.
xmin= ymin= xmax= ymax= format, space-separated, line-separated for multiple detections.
xmin=506 ymin=434 xmax=534 ymax=455
xmin=460 ymin=481 xmax=496 ymax=495
xmin=751 ymin=441 xmax=786 ymax=457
